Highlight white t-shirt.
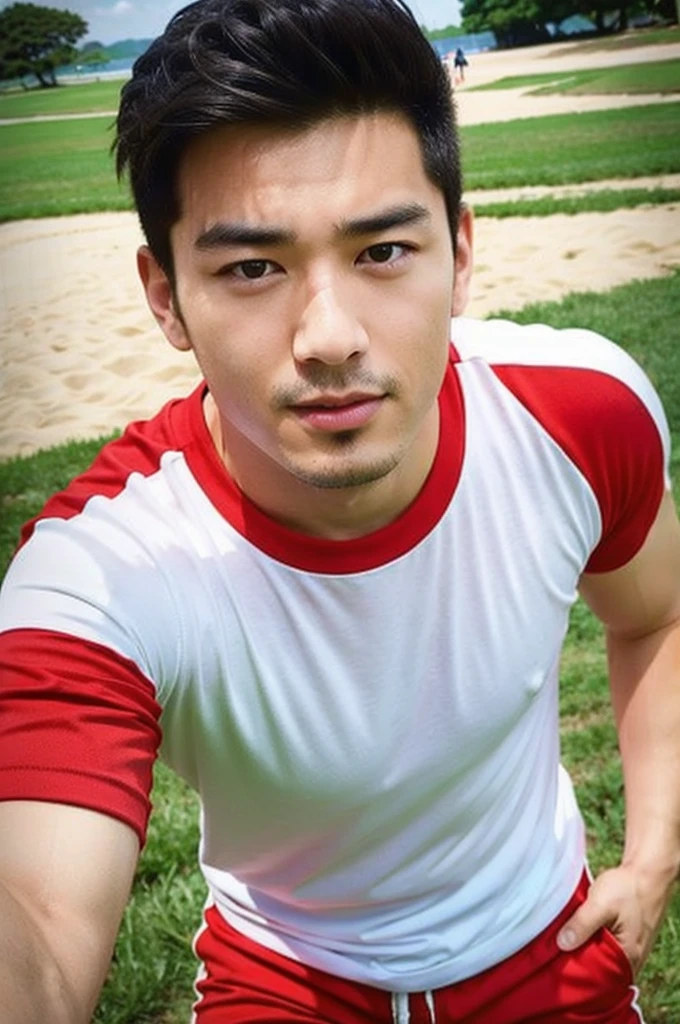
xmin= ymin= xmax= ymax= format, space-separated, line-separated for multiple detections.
xmin=0 ymin=317 xmax=670 ymax=991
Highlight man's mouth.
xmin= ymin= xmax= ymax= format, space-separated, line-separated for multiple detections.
xmin=291 ymin=393 xmax=385 ymax=432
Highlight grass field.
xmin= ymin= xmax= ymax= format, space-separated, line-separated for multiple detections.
xmin=1 ymin=101 xmax=679 ymax=221
xmin=0 ymin=116 xmax=129 ymax=219
xmin=1 ymin=270 xmax=679 ymax=1023
xmin=471 ymin=58 xmax=680 ymax=94
xmin=568 ymin=24 xmax=680 ymax=53
xmin=471 ymin=186 xmax=680 ymax=218
xmin=0 ymin=78 xmax=124 ymax=119
xmin=1 ymin=54 xmax=676 ymax=120
xmin=462 ymin=102 xmax=680 ymax=189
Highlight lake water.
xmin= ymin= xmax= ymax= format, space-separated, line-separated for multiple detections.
xmin=57 ymin=56 xmax=137 ymax=80
xmin=56 ymin=31 xmax=499 ymax=82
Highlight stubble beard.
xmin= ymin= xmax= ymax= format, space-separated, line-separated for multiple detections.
xmin=279 ymin=429 xmax=404 ymax=490
xmin=271 ymin=367 xmax=404 ymax=489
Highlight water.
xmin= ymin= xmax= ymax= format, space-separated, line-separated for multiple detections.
xmin=53 ymin=32 xmax=499 ymax=84
xmin=57 ymin=55 xmax=136 ymax=81
xmin=429 ymin=32 xmax=498 ymax=58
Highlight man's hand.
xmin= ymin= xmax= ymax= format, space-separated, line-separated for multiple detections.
xmin=557 ymin=863 xmax=675 ymax=976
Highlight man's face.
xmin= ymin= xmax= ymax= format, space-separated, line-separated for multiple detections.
xmin=140 ymin=113 xmax=472 ymax=531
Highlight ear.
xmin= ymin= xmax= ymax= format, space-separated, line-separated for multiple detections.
xmin=137 ymin=245 xmax=192 ymax=352
xmin=451 ymin=205 xmax=474 ymax=317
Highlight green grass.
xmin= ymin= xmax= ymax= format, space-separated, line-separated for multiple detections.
xmin=93 ymin=762 xmax=202 ymax=1024
xmin=0 ymin=434 xmax=119 ymax=563
xmin=0 ymin=78 xmax=125 ymax=119
xmin=0 ymin=117 xmax=130 ymax=220
xmin=471 ymin=187 xmax=680 ymax=218
xmin=533 ymin=59 xmax=680 ymax=96
xmin=1 ymin=271 xmax=679 ymax=1022
xmin=462 ymin=103 xmax=680 ymax=190
xmin=566 ymin=24 xmax=680 ymax=53
xmin=1 ymin=102 xmax=679 ymax=221
xmin=471 ymin=58 xmax=680 ymax=94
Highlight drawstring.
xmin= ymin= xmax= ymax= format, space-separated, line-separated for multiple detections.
xmin=390 ymin=991 xmax=436 ymax=1023
xmin=391 ymin=992 xmax=410 ymax=1024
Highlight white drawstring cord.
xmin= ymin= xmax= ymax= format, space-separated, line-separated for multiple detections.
xmin=391 ymin=990 xmax=436 ymax=1023
xmin=391 ymin=992 xmax=410 ymax=1024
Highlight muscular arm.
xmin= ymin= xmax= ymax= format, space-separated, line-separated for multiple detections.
xmin=558 ymin=491 xmax=680 ymax=968
xmin=0 ymin=801 xmax=139 ymax=1024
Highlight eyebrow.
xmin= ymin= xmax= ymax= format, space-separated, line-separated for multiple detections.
xmin=338 ymin=202 xmax=431 ymax=238
xmin=193 ymin=202 xmax=431 ymax=252
xmin=195 ymin=222 xmax=294 ymax=250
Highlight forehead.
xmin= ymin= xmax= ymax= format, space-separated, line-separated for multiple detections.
xmin=173 ymin=113 xmax=443 ymax=234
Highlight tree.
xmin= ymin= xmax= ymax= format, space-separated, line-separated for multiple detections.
xmin=461 ymin=0 xmax=562 ymax=46
xmin=76 ymin=40 xmax=111 ymax=70
xmin=462 ymin=0 xmax=678 ymax=44
xmin=0 ymin=3 xmax=88 ymax=87
xmin=422 ymin=23 xmax=465 ymax=40
xmin=552 ymin=0 xmax=678 ymax=31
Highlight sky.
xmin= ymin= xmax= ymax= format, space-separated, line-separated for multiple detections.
xmin=2 ymin=0 xmax=463 ymax=44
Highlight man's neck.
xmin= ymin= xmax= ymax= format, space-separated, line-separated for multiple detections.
xmin=203 ymin=394 xmax=440 ymax=540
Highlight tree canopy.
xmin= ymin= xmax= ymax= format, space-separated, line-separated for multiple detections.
xmin=0 ymin=3 xmax=88 ymax=87
xmin=422 ymin=22 xmax=466 ymax=40
xmin=461 ymin=0 xmax=677 ymax=46
xmin=461 ymin=0 xmax=555 ymax=45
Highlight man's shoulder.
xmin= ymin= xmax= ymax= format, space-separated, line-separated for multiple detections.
xmin=452 ymin=316 xmax=632 ymax=380
xmin=451 ymin=316 xmax=666 ymax=437
xmin=18 ymin=385 xmax=204 ymax=551
xmin=450 ymin=317 xmax=670 ymax=574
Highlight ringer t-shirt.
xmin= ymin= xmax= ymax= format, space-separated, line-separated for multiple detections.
xmin=0 ymin=316 xmax=670 ymax=991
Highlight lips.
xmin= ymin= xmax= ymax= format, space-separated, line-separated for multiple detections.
xmin=291 ymin=393 xmax=385 ymax=432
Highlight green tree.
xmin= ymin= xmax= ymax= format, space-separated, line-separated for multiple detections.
xmin=76 ymin=40 xmax=111 ymax=70
xmin=552 ymin=0 xmax=679 ymax=31
xmin=462 ymin=0 xmax=677 ymax=43
xmin=461 ymin=0 xmax=562 ymax=45
xmin=0 ymin=3 xmax=88 ymax=87
xmin=422 ymin=22 xmax=465 ymax=40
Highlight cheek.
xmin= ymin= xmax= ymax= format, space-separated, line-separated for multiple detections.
xmin=385 ymin=282 xmax=453 ymax=370
xmin=182 ymin=293 xmax=282 ymax=382
xmin=391 ymin=255 xmax=454 ymax=327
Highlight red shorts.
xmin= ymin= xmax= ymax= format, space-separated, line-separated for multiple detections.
xmin=192 ymin=873 xmax=644 ymax=1023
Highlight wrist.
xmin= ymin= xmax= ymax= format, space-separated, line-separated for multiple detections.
xmin=621 ymin=849 xmax=680 ymax=889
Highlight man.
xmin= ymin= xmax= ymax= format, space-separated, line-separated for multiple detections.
xmin=453 ymin=47 xmax=468 ymax=84
xmin=1 ymin=1 xmax=679 ymax=1021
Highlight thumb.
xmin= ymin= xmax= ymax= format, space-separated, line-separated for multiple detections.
xmin=557 ymin=899 xmax=609 ymax=952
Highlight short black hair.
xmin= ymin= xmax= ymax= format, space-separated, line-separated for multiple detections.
xmin=115 ymin=0 xmax=462 ymax=277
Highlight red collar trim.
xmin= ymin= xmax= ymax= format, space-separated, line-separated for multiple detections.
xmin=179 ymin=348 xmax=464 ymax=574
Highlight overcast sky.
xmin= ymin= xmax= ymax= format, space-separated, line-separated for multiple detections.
xmin=2 ymin=0 xmax=463 ymax=44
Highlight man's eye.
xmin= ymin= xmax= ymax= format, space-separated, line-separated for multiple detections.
xmin=358 ymin=243 xmax=408 ymax=265
xmin=218 ymin=259 xmax=281 ymax=281
xmin=234 ymin=260 xmax=271 ymax=279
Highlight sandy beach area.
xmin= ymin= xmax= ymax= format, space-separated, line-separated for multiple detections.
xmin=1 ymin=36 xmax=679 ymax=459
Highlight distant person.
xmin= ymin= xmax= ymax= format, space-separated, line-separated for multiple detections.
xmin=454 ymin=45 xmax=468 ymax=83
xmin=1 ymin=1 xmax=679 ymax=1022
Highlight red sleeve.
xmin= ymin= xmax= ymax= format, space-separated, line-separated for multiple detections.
xmin=494 ymin=365 xmax=666 ymax=573
xmin=0 ymin=628 xmax=162 ymax=846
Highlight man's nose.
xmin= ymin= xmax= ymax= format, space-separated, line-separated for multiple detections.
xmin=292 ymin=285 xmax=369 ymax=365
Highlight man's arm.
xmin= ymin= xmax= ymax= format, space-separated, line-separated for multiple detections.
xmin=558 ymin=489 xmax=680 ymax=971
xmin=0 ymin=800 xmax=139 ymax=1024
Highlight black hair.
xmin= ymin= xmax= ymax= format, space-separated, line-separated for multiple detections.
xmin=114 ymin=0 xmax=461 ymax=277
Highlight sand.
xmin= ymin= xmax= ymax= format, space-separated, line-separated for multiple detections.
xmin=1 ymin=36 xmax=679 ymax=459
